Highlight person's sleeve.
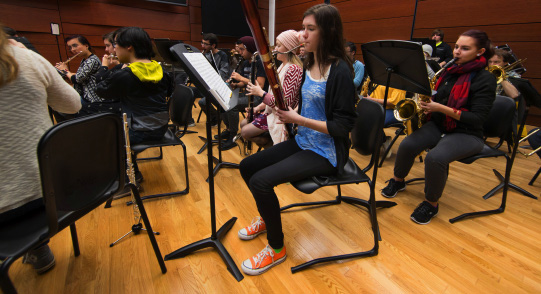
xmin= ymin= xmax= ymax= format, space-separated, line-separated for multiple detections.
xmin=218 ymin=52 xmax=230 ymax=81
xmin=33 ymin=52 xmax=81 ymax=113
xmin=283 ymin=64 xmax=303 ymax=109
xmin=74 ymin=58 xmax=101 ymax=84
xmin=460 ymin=71 xmax=497 ymax=126
xmin=353 ymin=62 xmax=364 ymax=89
xmin=95 ymin=69 xmax=129 ymax=100
xmin=326 ymin=62 xmax=357 ymax=138
xmin=444 ymin=43 xmax=454 ymax=63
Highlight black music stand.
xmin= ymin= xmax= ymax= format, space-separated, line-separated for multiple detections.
xmin=154 ymin=38 xmax=197 ymax=135
xmin=361 ymin=40 xmax=432 ymax=180
xmin=165 ymin=43 xmax=243 ymax=282
xmin=362 ymin=40 xmax=431 ymax=120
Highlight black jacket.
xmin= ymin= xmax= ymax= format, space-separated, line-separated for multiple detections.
xmin=431 ymin=69 xmax=496 ymax=138
xmin=297 ymin=59 xmax=357 ymax=174
xmin=95 ymin=65 xmax=173 ymax=131
xmin=434 ymin=42 xmax=453 ymax=64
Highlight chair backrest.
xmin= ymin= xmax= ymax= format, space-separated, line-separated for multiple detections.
xmin=169 ymin=84 xmax=194 ymax=127
xmin=351 ymin=98 xmax=385 ymax=157
xmin=483 ymin=95 xmax=516 ymax=138
xmin=38 ymin=113 xmax=125 ymax=234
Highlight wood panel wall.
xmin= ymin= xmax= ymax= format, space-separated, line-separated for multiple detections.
xmin=0 ymin=0 xmax=268 ymax=70
xmin=2 ymin=0 xmax=539 ymax=125
xmin=275 ymin=0 xmax=541 ymax=126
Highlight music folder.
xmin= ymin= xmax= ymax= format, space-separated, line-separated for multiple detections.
xmin=169 ymin=43 xmax=233 ymax=111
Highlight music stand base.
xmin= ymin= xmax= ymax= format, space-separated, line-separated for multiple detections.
xmin=164 ymin=217 xmax=244 ymax=281
xmin=206 ymin=156 xmax=239 ymax=182
xmin=483 ymin=169 xmax=537 ymax=200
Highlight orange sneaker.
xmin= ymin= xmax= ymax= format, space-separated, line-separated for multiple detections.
xmin=238 ymin=216 xmax=267 ymax=240
xmin=241 ymin=245 xmax=286 ymax=275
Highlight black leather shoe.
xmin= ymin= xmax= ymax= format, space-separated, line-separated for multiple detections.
xmin=214 ymin=130 xmax=231 ymax=140
xmin=220 ymin=139 xmax=237 ymax=151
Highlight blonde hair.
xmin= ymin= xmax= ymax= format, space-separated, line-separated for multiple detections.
xmin=287 ymin=52 xmax=303 ymax=68
xmin=0 ymin=27 xmax=19 ymax=87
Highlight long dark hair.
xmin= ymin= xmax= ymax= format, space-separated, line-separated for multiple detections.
xmin=460 ymin=30 xmax=494 ymax=61
xmin=303 ymin=4 xmax=352 ymax=75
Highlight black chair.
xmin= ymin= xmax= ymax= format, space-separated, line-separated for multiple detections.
xmin=379 ymin=122 xmax=406 ymax=167
xmin=280 ymin=98 xmax=397 ymax=273
xmin=118 ymin=84 xmax=192 ymax=205
xmin=0 ymin=113 xmax=166 ymax=294
xmin=451 ymin=95 xmax=537 ymax=223
xmin=527 ymin=128 xmax=540 ymax=185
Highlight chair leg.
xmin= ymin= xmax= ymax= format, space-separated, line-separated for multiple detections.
xmin=137 ymin=147 xmax=164 ymax=161
xmin=197 ymin=108 xmax=203 ymax=123
xmin=70 ymin=223 xmax=80 ymax=257
xmin=283 ymin=184 xmax=397 ymax=274
xmin=131 ymin=185 xmax=167 ymax=274
xmin=0 ymin=257 xmax=17 ymax=294
xmin=529 ymin=167 xmax=540 ymax=186
xmin=127 ymin=143 xmax=189 ymax=205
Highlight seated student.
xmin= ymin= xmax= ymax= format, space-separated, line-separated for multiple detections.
xmin=96 ymin=27 xmax=173 ymax=184
xmin=55 ymin=35 xmax=104 ymax=116
xmin=237 ymin=4 xmax=356 ymax=275
xmin=243 ymin=30 xmax=303 ymax=146
xmin=101 ymin=31 xmax=123 ymax=71
xmin=363 ymin=85 xmax=406 ymax=126
xmin=431 ymin=29 xmax=453 ymax=67
xmin=0 ymin=28 xmax=81 ymax=274
xmin=220 ymin=36 xmax=268 ymax=151
xmin=381 ymin=30 xmax=496 ymax=225
xmin=3 ymin=26 xmax=39 ymax=54
xmin=297 ymin=44 xmax=306 ymax=62
xmin=345 ymin=41 xmax=365 ymax=92
xmin=197 ymin=33 xmax=230 ymax=126
xmin=422 ymin=44 xmax=437 ymax=80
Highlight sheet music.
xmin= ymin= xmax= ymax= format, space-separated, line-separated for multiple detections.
xmin=183 ymin=53 xmax=231 ymax=111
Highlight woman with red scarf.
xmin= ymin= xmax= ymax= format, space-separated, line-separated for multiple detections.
xmin=381 ymin=30 xmax=496 ymax=225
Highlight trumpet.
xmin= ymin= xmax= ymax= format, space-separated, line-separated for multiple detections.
xmin=488 ymin=58 xmax=527 ymax=84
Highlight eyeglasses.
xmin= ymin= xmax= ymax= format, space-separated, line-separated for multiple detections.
xmin=201 ymin=42 xmax=211 ymax=46
xmin=112 ymin=41 xmax=117 ymax=48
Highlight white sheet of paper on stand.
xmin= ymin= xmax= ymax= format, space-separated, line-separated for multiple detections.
xmin=183 ymin=52 xmax=232 ymax=111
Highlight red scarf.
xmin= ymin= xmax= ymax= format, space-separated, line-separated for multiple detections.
xmin=433 ymin=56 xmax=487 ymax=131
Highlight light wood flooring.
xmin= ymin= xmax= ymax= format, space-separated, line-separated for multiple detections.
xmin=7 ymin=108 xmax=541 ymax=294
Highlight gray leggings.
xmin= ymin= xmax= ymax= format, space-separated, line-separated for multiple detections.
xmin=394 ymin=121 xmax=484 ymax=202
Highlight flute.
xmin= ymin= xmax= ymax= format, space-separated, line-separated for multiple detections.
xmin=62 ymin=51 xmax=83 ymax=64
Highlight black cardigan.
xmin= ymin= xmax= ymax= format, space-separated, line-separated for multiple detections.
xmin=431 ymin=69 xmax=497 ymax=138
xmin=297 ymin=59 xmax=357 ymax=174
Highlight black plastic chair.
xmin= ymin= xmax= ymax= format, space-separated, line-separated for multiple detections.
xmin=450 ymin=95 xmax=537 ymax=223
xmin=0 ymin=113 xmax=166 ymax=294
xmin=379 ymin=122 xmax=406 ymax=167
xmin=120 ymin=85 xmax=192 ymax=204
xmin=527 ymin=128 xmax=540 ymax=185
xmin=280 ymin=98 xmax=397 ymax=273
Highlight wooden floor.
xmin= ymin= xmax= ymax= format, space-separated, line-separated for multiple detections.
xmin=7 ymin=108 xmax=541 ymax=294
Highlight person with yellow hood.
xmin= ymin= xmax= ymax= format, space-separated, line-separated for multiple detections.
xmin=97 ymin=26 xmax=173 ymax=184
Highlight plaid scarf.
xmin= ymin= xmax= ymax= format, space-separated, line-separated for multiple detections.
xmin=433 ymin=56 xmax=487 ymax=131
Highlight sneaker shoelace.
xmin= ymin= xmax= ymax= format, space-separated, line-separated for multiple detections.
xmin=253 ymin=245 xmax=274 ymax=268
xmin=417 ymin=202 xmax=434 ymax=215
xmin=248 ymin=217 xmax=264 ymax=233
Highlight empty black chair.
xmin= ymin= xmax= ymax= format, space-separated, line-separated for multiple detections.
xmin=0 ymin=113 xmax=166 ymax=294
xmin=527 ymin=128 xmax=540 ymax=185
xmin=379 ymin=122 xmax=406 ymax=167
xmin=280 ymin=98 xmax=397 ymax=273
xmin=118 ymin=84 xmax=192 ymax=204
xmin=451 ymin=95 xmax=537 ymax=223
